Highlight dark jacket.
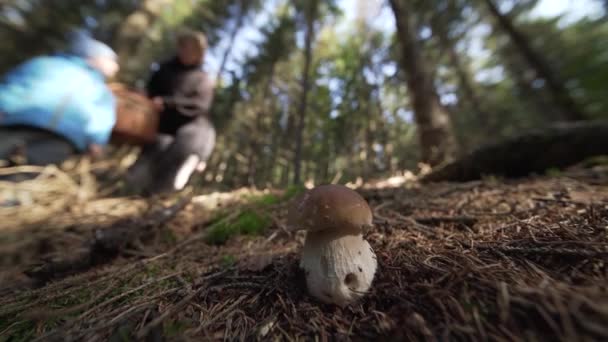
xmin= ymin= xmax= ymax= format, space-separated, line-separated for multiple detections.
xmin=146 ymin=57 xmax=214 ymax=135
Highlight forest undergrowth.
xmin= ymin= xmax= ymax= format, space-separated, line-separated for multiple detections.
xmin=0 ymin=163 xmax=607 ymax=341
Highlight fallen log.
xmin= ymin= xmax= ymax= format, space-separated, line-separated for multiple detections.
xmin=422 ymin=120 xmax=608 ymax=182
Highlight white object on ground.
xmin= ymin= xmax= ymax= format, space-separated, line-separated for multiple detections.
xmin=173 ymin=154 xmax=200 ymax=190
xmin=196 ymin=161 xmax=206 ymax=172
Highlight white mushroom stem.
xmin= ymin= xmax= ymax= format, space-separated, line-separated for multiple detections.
xmin=300 ymin=230 xmax=377 ymax=307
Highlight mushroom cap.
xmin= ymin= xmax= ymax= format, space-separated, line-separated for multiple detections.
xmin=286 ymin=184 xmax=373 ymax=234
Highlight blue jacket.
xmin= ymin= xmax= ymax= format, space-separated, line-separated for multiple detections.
xmin=0 ymin=54 xmax=116 ymax=151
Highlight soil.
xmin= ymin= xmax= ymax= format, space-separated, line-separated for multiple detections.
xmin=1 ymin=165 xmax=607 ymax=341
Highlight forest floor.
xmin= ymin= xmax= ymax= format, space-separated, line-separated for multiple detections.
xmin=0 ymin=163 xmax=607 ymax=341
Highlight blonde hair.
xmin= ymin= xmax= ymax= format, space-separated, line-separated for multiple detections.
xmin=177 ymin=29 xmax=208 ymax=54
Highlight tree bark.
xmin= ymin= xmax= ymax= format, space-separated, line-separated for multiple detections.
xmin=256 ymin=67 xmax=277 ymax=186
xmin=319 ymin=148 xmax=330 ymax=183
xmin=389 ymin=0 xmax=458 ymax=166
xmin=484 ymin=0 xmax=585 ymax=121
xmin=293 ymin=0 xmax=318 ymax=184
xmin=266 ymin=105 xmax=283 ymax=186
xmin=422 ymin=120 xmax=608 ymax=182
xmin=281 ymin=160 xmax=291 ymax=187
xmin=247 ymin=147 xmax=256 ymax=186
xmin=114 ymin=0 xmax=171 ymax=69
xmin=501 ymin=46 xmax=557 ymax=122
xmin=216 ymin=0 xmax=249 ymax=80
xmin=434 ymin=25 xmax=487 ymax=127
xmin=365 ymin=103 xmax=375 ymax=179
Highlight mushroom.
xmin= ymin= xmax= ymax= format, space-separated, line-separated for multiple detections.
xmin=287 ymin=184 xmax=377 ymax=307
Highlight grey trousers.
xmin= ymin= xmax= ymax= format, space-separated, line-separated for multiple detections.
xmin=126 ymin=116 xmax=216 ymax=194
xmin=0 ymin=126 xmax=76 ymax=166
xmin=0 ymin=126 xmax=77 ymax=181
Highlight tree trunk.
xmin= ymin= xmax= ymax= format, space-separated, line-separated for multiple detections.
xmin=256 ymin=67 xmax=277 ymax=186
xmin=114 ymin=0 xmax=171 ymax=69
xmin=204 ymin=150 xmax=222 ymax=184
xmin=389 ymin=0 xmax=458 ymax=166
xmin=225 ymin=154 xmax=234 ymax=185
xmin=216 ymin=0 xmax=249 ymax=80
xmin=266 ymin=107 xmax=283 ymax=186
xmin=293 ymin=0 xmax=318 ymax=184
xmin=319 ymin=150 xmax=330 ymax=183
xmin=364 ymin=105 xmax=375 ymax=179
xmin=247 ymin=119 xmax=261 ymax=186
xmin=281 ymin=160 xmax=291 ymax=187
xmin=484 ymin=0 xmax=585 ymax=121
xmin=247 ymin=148 xmax=256 ymax=186
xmin=434 ymin=25 xmax=487 ymax=127
xmin=502 ymin=47 xmax=557 ymax=122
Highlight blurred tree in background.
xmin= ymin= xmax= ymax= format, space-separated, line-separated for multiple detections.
xmin=1 ymin=0 xmax=606 ymax=189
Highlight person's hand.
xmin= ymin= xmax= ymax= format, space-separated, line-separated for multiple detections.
xmin=88 ymin=144 xmax=104 ymax=160
xmin=151 ymin=97 xmax=165 ymax=112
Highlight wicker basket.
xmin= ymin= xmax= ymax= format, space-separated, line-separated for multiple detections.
xmin=109 ymin=83 xmax=159 ymax=145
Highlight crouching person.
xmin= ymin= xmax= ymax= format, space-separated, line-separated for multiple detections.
xmin=0 ymin=31 xmax=119 ymax=168
xmin=126 ymin=29 xmax=216 ymax=195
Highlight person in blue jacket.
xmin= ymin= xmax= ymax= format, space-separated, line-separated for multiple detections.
xmin=0 ymin=30 xmax=119 ymax=166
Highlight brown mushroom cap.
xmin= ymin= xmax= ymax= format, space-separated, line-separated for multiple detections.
xmin=286 ymin=184 xmax=373 ymax=233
